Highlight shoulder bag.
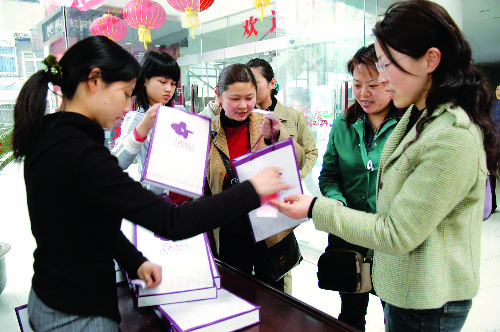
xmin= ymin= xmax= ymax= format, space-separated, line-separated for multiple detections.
xmin=317 ymin=248 xmax=373 ymax=293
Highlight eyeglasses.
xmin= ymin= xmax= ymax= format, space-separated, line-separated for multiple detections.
xmin=375 ymin=60 xmax=391 ymax=73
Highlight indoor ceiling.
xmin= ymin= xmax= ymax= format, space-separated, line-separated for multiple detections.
xmin=377 ymin=0 xmax=500 ymax=64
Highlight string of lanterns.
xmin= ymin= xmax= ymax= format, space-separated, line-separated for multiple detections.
xmin=90 ymin=1 xmax=271 ymax=48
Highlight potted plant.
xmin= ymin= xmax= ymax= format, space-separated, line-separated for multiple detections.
xmin=0 ymin=122 xmax=14 ymax=172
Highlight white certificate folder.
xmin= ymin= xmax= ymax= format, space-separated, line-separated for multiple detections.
xmin=157 ymin=288 xmax=260 ymax=332
xmin=134 ymin=228 xmax=217 ymax=307
xmin=141 ymin=106 xmax=211 ymax=198
xmin=232 ymin=137 xmax=307 ymax=242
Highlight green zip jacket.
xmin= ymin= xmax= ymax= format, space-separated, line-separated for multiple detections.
xmin=318 ymin=112 xmax=398 ymax=251
xmin=319 ymin=112 xmax=398 ymax=211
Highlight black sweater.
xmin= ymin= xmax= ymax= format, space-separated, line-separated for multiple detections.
xmin=24 ymin=112 xmax=261 ymax=322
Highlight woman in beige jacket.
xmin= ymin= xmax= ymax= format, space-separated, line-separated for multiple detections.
xmin=205 ymin=63 xmax=304 ymax=291
xmin=247 ymin=58 xmax=317 ymax=179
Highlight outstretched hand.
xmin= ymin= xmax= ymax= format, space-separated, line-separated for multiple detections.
xmin=269 ymin=194 xmax=314 ymax=220
xmin=249 ymin=167 xmax=292 ymax=197
xmin=135 ymin=103 xmax=162 ymax=139
xmin=137 ymin=260 xmax=162 ymax=289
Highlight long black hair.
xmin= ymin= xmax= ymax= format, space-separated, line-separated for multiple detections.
xmin=13 ymin=35 xmax=141 ymax=159
xmin=373 ymin=0 xmax=499 ymax=175
xmin=344 ymin=44 xmax=400 ymax=127
xmin=135 ymin=51 xmax=180 ymax=110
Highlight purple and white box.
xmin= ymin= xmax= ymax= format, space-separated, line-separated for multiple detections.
xmin=134 ymin=227 xmax=217 ymax=307
xmin=141 ymin=106 xmax=211 ymax=198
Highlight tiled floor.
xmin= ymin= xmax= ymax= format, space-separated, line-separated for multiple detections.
xmin=1 ymin=161 xmax=500 ymax=332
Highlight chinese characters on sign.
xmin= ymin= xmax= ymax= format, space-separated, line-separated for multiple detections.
xmin=41 ymin=7 xmax=102 ymax=43
xmin=242 ymin=10 xmax=276 ymax=38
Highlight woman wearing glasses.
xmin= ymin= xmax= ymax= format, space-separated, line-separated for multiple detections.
xmin=272 ymin=1 xmax=499 ymax=331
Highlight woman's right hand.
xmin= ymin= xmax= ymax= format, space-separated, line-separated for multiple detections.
xmin=270 ymin=194 xmax=314 ymax=220
xmin=249 ymin=167 xmax=291 ymax=197
xmin=135 ymin=103 xmax=162 ymax=139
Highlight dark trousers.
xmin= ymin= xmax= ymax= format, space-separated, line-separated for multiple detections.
xmin=218 ymin=232 xmax=286 ymax=292
xmin=384 ymin=300 xmax=471 ymax=332
xmin=338 ymin=291 xmax=385 ymax=331
xmin=338 ymin=292 xmax=370 ymax=331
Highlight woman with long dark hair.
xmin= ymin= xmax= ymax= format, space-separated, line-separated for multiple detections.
xmin=272 ymin=1 xmax=499 ymax=331
xmin=13 ymin=36 xmax=287 ymax=331
xmin=112 ymin=51 xmax=188 ymax=202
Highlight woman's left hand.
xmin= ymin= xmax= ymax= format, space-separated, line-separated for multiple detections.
xmin=137 ymin=260 xmax=162 ymax=288
xmin=261 ymin=116 xmax=281 ymax=141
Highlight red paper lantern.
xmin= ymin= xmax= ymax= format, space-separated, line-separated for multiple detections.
xmin=166 ymin=0 xmax=214 ymax=39
xmin=90 ymin=14 xmax=128 ymax=42
xmin=123 ymin=0 xmax=166 ymax=50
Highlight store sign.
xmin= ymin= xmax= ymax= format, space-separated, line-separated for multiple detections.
xmin=41 ymin=7 xmax=103 ymax=44
xmin=41 ymin=10 xmax=66 ymax=43
xmin=242 ymin=10 xmax=276 ymax=39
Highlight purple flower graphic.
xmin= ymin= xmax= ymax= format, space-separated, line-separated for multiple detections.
xmin=171 ymin=121 xmax=193 ymax=139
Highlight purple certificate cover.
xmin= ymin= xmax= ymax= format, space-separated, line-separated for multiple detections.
xmin=141 ymin=106 xmax=211 ymax=198
xmin=204 ymin=233 xmax=220 ymax=289
xmin=157 ymin=288 xmax=260 ymax=332
xmin=15 ymin=304 xmax=33 ymax=332
xmin=232 ymin=137 xmax=306 ymax=242
xmin=134 ymin=229 xmax=217 ymax=307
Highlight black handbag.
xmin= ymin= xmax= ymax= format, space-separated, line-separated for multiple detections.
xmin=317 ymin=248 xmax=373 ymax=293
xmin=215 ymin=144 xmax=302 ymax=282
xmin=261 ymin=230 xmax=303 ymax=282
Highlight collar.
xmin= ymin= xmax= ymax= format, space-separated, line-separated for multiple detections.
xmin=220 ymin=110 xmax=250 ymax=128
xmin=45 ymin=111 xmax=104 ymax=143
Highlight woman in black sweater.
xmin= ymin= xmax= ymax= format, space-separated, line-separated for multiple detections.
xmin=13 ymin=36 xmax=287 ymax=331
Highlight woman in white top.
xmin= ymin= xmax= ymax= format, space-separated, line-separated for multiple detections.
xmin=112 ymin=51 xmax=187 ymax=202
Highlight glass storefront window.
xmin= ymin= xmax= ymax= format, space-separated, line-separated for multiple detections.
xmin=0 ymin=0 xmax=377 ymax=277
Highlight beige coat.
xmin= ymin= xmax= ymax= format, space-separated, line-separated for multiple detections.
xmin=313 ymin=103 xmax=486 ymax=309
xmin=207 ymin=111 xmax=305 ymax=252
xmin=274 ymin=101 xmax=318 ymax=178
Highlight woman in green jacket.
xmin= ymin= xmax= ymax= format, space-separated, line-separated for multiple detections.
xmin=272 ymin=1 xmax=500 ymax=331
xmin=318 ymin=44 xmax=400 ymax=331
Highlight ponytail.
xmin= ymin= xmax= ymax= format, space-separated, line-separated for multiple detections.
xmin=13 ymin=69 xmax=51 ymax=159
xmin=13 ymin=36 xmax=142 ymax=160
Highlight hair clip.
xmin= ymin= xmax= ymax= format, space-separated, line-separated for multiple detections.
xmin=42 ymin=54 xmax=63 ymax=83
xmin=274 ymin=81 xmax=280 ymax=93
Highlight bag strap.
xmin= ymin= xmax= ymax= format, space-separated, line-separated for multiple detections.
xmin=364 ymin=249 xmax=374 ymax=263
xmin=215 ymin=145 xmax=239 ymax=186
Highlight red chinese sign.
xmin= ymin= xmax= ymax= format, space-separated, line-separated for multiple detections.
xmin=242 ymin=10 xmax=276 ymax=38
